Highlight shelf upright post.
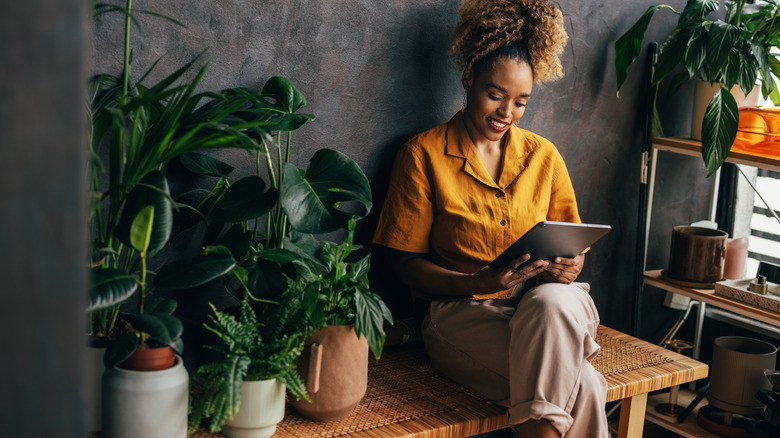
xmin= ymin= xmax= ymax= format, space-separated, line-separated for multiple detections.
xmin=633 ymin=42 xmax=659 ymax=337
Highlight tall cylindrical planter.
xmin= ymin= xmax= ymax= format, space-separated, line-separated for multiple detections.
xmin=709 ymin=336 xmax=777 ymax=415
xmin=222 ymin=379 xmax=286 ymax=438
xmin=691 ymin=81 xmax=760 ymax=140
xmin=102 ymin=355 xmax=188 ymax=438
xmin=291 ymin=325 xmax=369 ymax=422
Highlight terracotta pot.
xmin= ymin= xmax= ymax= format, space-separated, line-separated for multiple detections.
xmin=121 ymin=345 xmax=175 ymax=371
xmin=222 ymin=379 xmax=286 ymax=438
xmin=667 ymin=226 xmax=728 ymax=285
xmin=291 ymin=325 xmax=368 ymax=422
xmin=102 ymin=355 xmax=188 ymax=438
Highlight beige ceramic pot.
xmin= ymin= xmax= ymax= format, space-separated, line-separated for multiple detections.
xmin=291 ymin=325 xmax=368 ymax=422
xmin=222 ymin=379 xmax=285 ymax=438
xmin=691 ymin=81 xmax=760 ymax=140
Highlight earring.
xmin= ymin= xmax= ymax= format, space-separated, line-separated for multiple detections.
xmin=462 ymin=93 xmax=467 ymax=113
xmin=513 ymin=120 xmax=520 ymax=127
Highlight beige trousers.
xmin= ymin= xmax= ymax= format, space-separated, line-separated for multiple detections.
xmin=421 ymin=282 xmax=609 ymax=437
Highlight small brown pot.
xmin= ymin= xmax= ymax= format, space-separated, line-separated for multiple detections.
xmin=667 ymin=226 xmax=728 ymax=285
xmin=291 ymin=325 xmax=368 ymax=422
xmin=121 ymin=345 xmax=175 ymax=371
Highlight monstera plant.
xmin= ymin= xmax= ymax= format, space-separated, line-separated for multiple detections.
xmin=615 ymin=0 xmax=780 ymax=175
xmin=162 ymin=76 xmax=392 ymax=360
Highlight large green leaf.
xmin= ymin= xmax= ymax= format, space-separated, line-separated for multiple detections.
xmin=245 ymin=259 xmax=284 ymax=301
xmin=129 ymin=205 xmax=155 ymax=254
xmin=220 ymin=224 xmax=253 ymax=262
xmin=154 ymin=253 xmax=237 ymax=289
xmin=131 ymin=312 xmax=181 ymax=345
xmin=115 ymin=170 xmax=173 ymax=255
xmin=705 ymin=20 xmax=740 ymax=81
xmin=180 ymin=152 xmax=235 ymax=178
xmin=682 ymin=24 xmax=706 ymax=78
xmin=260 ymin=76 xmax=308 ymax=114
xmin=280 ymin=149 xmax=372 ymax=234
xmin=104 ymin=334 xmax=140 ymax=369
xmin=354 ymin=290 xmax=392 ymax=359
xmin=88 ymin=268 xmax=139 ymax=311
xmin=701 ymin=88 xmax=739 ymax=176
xmin=211 ymin=177 xmax=278 ymax=222
xmin=677 ymin=0 xmax=718 ymax=27
xmin=614 ymin=4 xmax=677 ymax=93
xmin=653 ymin=27 xmax=691 ymax=85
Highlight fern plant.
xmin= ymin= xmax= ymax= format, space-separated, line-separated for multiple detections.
xmin=188 ymin=296 xmax=311 ymax=434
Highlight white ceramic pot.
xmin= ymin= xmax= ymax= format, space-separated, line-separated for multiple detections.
xmin=222 ymin=379 xmax=286 ymax=438
xmin=102 ymin=355 xmax=188 ymax=438
xmin=691 ymin=81 xmax=760 ymax=140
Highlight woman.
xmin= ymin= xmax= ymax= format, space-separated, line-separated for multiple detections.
xmin=372 ymin=1 xmax=608 ymax=437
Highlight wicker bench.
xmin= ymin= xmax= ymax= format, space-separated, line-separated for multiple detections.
xmin=190 ymin=325 xmax=707 ymax=438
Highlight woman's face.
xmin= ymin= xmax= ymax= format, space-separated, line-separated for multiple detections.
xmin=462 ymin=57 xmax=533 ymax=146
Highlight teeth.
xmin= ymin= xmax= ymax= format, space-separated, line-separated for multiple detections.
xmin=490 ymin=119 xmax=507 ymax=128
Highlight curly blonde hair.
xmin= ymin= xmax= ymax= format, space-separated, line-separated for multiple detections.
xmin=450 ymin=0 xmax=568 ymax=83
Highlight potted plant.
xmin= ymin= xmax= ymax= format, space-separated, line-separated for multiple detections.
xmin=176 ymin=76 xmax=393 ymax=421
xmin=87 ymin=1 xmax=285 ymax=435
xmin=187 ymin=297 xmax=311 ymax=437
xmin=614 ymin=0 xmax=780 ymax=176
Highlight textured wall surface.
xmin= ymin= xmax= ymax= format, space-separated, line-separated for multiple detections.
xmin=90 ymin=0 xmax=710 ymax=338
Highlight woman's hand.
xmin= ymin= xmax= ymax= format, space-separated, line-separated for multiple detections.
xmin=539 ymin=253 xmax=584 ymax=285
xmin=470 ymin=254 xmax=549 ymax=294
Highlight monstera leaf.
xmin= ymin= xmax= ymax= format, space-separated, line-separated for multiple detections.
xmin=280 ymin=149 xmax=372 ymax=234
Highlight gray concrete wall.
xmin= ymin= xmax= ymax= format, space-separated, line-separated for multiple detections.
xmin=89 ymin=0 xmax=710 ymax=337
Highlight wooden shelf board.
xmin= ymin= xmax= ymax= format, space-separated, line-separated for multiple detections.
xmin=644 ymin=270 xmax=780 ymax=327
xmin=645 ymin=388 xmax=721 ymax=438
xmin=652 ymin=137 xmax=780 ymax=172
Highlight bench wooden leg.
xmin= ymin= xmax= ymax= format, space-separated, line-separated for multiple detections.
xmin=617 ymin=393 xmax=647 ymax=438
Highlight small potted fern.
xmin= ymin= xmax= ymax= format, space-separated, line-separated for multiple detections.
xmin=188 ymin=295 xmax=311 ymax=437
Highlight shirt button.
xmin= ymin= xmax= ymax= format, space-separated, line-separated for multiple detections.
xmin=495 ymin=192 xmax=505 ymax=198
xmin=500 ymin=219 xmax=507 ymax=226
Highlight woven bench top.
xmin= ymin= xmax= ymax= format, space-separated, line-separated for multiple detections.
xmin=190 ymin=325 xmax=708 ymax=438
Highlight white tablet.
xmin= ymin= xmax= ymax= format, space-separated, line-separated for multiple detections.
xmin=488 ymin=221 xmax=611 ymax=269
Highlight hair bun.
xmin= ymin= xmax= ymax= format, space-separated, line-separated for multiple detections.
xmin=450 ymin=0 xmax=568 ymax=83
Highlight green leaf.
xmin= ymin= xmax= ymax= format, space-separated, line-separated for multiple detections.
xmin=132 ymin=313 xmax=173 ymax=344
xmin=220 ymin=225 xmax=253 ymax=262
xmin=211 ymin=177 xmax=278 ymax=222
xmin=682 ymin=24 xmax=706 ymax=78
xmin=701 ymin=88 xmax=739 ymax=176
xmin=705 ymin=21 xmax=740 ymax=81
xmin=677 ymin=0 xmax=718 ymax=27
xmin=115 ymin=170 xmax=173 ymax=256
xmin=104 ymin=334 xmax=140 ymax=369
xmin=145 ymin=297 xmax=177 ymax=315
xmin=751 ymin=40 xmax=774 ymax=96
xmin=260 ymin=76 xmax=308 ymax=114
xmin=354 ymin=290 xmax=392 ymax=359
xmin=653 ymin=27 xmax=691 ymax=85
xmin=614 ymin=4 xmax=677 ymax=93
xmin=88 ymin=268 xmax=139 ymax=312
xmin=246 ymin=259 xmax=284 ymax=301
xmin=129 ymin=205 xmax=155 ymax=254
xmin=180 ymin=152 xmax=235 ymax=178
xmin=154 ymin=253 xmax=237 ymax=289
xmin=280 ymin=149 xmax=373 ymax=234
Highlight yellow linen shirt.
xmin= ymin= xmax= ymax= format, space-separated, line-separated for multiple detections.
xmin=373 ymin=113 xmax=581 ymax=300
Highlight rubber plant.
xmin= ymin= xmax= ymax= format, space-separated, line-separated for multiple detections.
xmin=87 ymin=0 xmax=283 ymax=368
xmin=615 ymin=0 xmax=780 ymax=176
xmin=166 ymin=76 xmax=393 ymax=360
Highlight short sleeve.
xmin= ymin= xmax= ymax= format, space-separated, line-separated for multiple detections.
xmin=372 ymin=142 xmax=435 ymax=253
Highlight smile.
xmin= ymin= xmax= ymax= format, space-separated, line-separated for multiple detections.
xmin=488 ymin=118 xmax=510 ymax=131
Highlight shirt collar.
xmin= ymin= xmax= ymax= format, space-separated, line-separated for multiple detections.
xmin=445 ymin=112 xmax=528 ymax=189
